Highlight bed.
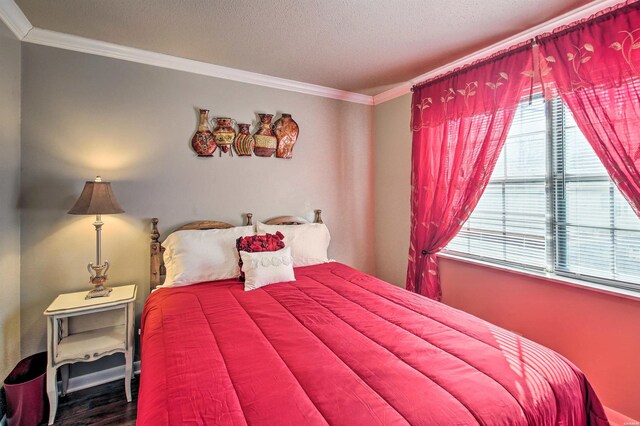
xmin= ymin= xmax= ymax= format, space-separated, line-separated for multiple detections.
xmin=137 ymin=212 xmax=608 ymax=425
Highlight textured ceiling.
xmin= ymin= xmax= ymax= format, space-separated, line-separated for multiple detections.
xmin=16 ymin=0 xmax=593 ymax=95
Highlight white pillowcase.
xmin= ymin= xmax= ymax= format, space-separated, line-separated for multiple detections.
xmin=256 ymin=221 xmax=330 ymax=267
xmin=240 ymin=247 xmax=295 ymax=291
xmin=161 ymin=226 xmax=254 ymax=287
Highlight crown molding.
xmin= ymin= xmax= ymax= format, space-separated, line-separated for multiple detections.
xmin=373 ymin=0 xmax=625 ymax=105
xmin=3 ymin=0 xmax=623 ymax=106
xmin=373 ymin=82 xmax=413 ymax=105
xmin=22 ymin=27 xmax=374 ymax=105
xmin=0 ymin=0 xmax=32 ymax=39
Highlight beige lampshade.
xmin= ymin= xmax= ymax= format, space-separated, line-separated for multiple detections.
xmin=68 ymin=178 xmax=125 ymax=215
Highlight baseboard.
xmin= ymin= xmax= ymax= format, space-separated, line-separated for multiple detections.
xmin=61 ymin=361 xmax=141 ymax=395
xmin=605 ymin=406 xmax=638 ymax=426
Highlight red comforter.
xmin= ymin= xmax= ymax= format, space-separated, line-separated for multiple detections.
xmin=138 ymin=262 xmax=607 ymax=425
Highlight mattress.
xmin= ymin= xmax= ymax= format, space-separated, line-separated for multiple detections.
xmin=137 ymin=262 xmax=608 ymax=425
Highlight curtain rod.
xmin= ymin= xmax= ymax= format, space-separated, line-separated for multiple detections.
xmin=410 ymin=0 xmax=636 ymax=92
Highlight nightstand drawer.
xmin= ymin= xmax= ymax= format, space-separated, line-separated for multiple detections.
xmin=55 ymin=325 xmax=126 ymax=364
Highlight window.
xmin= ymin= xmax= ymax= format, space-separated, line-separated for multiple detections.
xmin=447 ymin=96 xmax=640 ymax=292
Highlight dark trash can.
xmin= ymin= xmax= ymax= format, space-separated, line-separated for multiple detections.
xmin=3 ymin=352 xmax=49 ymax=426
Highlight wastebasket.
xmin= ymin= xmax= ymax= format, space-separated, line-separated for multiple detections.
xmin=3 ymin=352 xmax=48 ymax=426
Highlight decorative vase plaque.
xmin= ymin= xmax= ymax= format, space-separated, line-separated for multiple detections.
xmin=211 ymin=117 xmax=236 ymax=156
xmin=274 ymin=113 xmax=299 ymax=159
xmin=234 ymin=123 xmax=255 ymax=156
xmin=253 ymin=113 xmax=277 ymax=157
xmin=191 ymin=109 xmax=216 ymax=157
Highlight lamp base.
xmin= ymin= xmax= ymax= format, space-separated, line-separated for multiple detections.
xmin=86 ymin=261 xmax=111 ymax=299
xmin=85 ymin=285 xmax=112 ymax=299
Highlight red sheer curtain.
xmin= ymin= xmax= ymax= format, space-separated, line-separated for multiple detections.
xmin=537 ymin=1 xmax=640 ymax=217
xmin=407 ymin=45 xmax=533 ymax=300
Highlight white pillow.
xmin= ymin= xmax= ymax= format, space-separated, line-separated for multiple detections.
xmin=256 ymin=221 xmax=330 ymax=267
xmin=240 ymin=247 xmax=295 ymax=291
xmin=161 ymin=226 xmax=254 ymax=287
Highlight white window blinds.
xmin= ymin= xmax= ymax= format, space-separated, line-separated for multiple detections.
xmin=447 ymin=97 xmax=547 ymax=270
xmin=447 ymin=96 xmax=640 ymax=292
xmin=551 ymin=98 xmax=640 ymax=290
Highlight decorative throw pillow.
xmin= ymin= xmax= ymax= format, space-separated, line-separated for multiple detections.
xmin=236 ymin=232 xmax=285 ymax=280
xmin=256 ymin=222 xmax=330 ymax=267
xmin=240 ymin=247 xmax=295 ymax=291
xmin=161 ymin=226 xmax=255 ymax=288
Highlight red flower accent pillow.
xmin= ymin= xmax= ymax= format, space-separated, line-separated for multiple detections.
xmin=236 ymin=232 xmax=285 ymax=281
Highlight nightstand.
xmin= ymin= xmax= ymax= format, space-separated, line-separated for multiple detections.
xmin=43 ymin=284 xmax=137 ymax=425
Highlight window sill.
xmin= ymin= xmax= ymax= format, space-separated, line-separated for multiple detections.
xmin=438 ymin=252 xmax=640 ymax=302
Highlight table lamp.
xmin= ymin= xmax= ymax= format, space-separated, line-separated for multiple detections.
xmin=68 ymin=176 xmax=124 ymax=299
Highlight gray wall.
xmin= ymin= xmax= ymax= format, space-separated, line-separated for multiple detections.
xmin=20 ymin=44 xmax=374 ymax=373
xmin=0 ymin=20 xmax=21 ymax=379
xmin=373 ymin=94 xmax=411 ymax=287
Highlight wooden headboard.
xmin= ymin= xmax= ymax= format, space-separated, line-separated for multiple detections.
xmin=150 ymin=210 xmax=323 ymax=291
xmin=150 ymin=213 xmax=254 ymax=290
xmin=264 ymin=209 xmax=323 ymax=226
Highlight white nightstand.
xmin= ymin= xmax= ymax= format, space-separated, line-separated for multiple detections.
xmin=43 ymin=284 xmax=137 ymax=425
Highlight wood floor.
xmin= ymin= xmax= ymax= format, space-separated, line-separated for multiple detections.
xmin=51 ymin=377 xmax=139 ymax=425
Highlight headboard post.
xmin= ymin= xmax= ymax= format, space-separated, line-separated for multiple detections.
xmin=314 ymin=209 xmax=323 ymax=224
xmin=150 ymin=218 xmax=164 ymax=290
xmin=151 ymin=218 xmax=160 ymax=243
xmin=246 ymin=213 xmax=253 ymax=226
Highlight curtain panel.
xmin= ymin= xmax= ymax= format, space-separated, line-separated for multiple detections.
xmin=407 ymin=45 xmax=534 ymax=300
xmin=537 ymin=0 xmax=640 ymax=217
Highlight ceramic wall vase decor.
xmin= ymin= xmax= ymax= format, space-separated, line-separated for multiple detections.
xmin=234 ymin=123 xmax=255 ymax=156
xmin=253 ymin=113 xmax=277 ymax=157
xmin=274 ymin=113 xmax=299 ymax=159
xmin=211 ymin=117 xmax=237 ymax=156
xmin=191 ymin=109 xmax=217 ymax=157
